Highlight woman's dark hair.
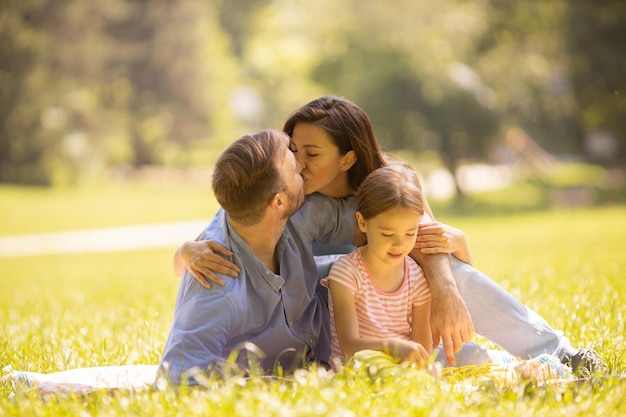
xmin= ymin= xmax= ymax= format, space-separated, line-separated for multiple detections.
xmin=283 ymin=96 xmax=386 ymax=192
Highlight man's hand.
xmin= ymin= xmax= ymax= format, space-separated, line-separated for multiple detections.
xmin=410 ymin=250 xmax=474 ymax=365
xmin=175 ymin=240 xmax=240 ymax=288
xmin=429 ymin=284 xmax=474 ymax=366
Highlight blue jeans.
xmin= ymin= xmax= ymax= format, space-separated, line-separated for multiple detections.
xmin=450 ymin=256 xmax=576 ymax=361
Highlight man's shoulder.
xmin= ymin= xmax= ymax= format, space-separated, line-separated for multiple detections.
xmin=198 ymin=208 xmax=229 ymax=242
xmin=178 ymin=269 xmax=242 ymax=307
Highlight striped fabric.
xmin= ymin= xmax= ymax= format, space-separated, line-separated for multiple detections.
xmin=325 ymin=248 xmax=431 ymax=362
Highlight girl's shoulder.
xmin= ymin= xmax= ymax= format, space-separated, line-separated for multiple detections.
xmin=330 ymin=249 xmax=363 ymax=274
xmin=405 ymin=255 xmax=424 ymax=275
xmin=326 ymin=250 xmax=367 ymax=289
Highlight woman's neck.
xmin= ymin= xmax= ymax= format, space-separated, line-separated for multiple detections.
xmin=319 ymin=176 xmax=354 ymax=198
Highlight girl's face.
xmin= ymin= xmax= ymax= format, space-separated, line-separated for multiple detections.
xmin=357 ymin=207 xmax=421 ymax=266
xmin=289 ymin=122 xmax=355 ymax=197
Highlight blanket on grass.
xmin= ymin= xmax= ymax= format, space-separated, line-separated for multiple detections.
xmin=3 ymin=353 xmax=573 ymax=398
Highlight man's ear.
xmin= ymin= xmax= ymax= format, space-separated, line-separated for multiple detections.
xmin=271 ymin=192 xmax=291 ymax=213
xmin=268 ymin=193 xmax=282 ymax=210
xmin=340 ymin=150 xmax=357 ymax=172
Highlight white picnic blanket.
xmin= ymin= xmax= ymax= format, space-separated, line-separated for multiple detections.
xmin=3 ymin=353 xmax=573 ymax=398
xmin=3 ymin=365 xmax=159 ymax=398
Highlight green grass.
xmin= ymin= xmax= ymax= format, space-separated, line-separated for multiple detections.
xmin=0 ymin=183 xmax=218 ymax=235
xmin=0 ymin=185 xmax=625 ymax=416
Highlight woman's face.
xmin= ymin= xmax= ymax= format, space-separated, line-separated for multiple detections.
xmin=290 ymin=122 xmax=355 ymax=197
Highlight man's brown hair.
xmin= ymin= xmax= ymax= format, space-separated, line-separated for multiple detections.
xmin=212 ymin=129 xmax=288 ymax=226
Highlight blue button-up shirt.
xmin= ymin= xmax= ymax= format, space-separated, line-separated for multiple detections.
xmin=159 ymin=194 xmax=355 ymax=383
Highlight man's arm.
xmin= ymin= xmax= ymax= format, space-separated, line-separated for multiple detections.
xmin=409 ymin=249 xmax=474 ymax=366
xmin=159 ymin=277 xmax=235 ymax=384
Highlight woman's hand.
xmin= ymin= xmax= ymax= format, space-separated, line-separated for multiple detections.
xmin=414 ymin=222 xmax=472 ymax=265
xmin=174 ymin=240 xmax=240 ymax=288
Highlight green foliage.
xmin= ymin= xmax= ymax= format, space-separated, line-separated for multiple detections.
xmin=566 ymin=0 xmax=626 ymax=165
xmin=2 ymin=0 xmax=625 ymax=186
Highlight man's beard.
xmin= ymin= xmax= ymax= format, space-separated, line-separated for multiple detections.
xmin=282 ymin=188 xmax=305 ymax=220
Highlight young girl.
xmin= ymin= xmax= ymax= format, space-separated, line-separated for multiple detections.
xmin=323 ymin=162 xmax=571 ymax=378
xmin=324 ymin=163 xmax=436 ymax=366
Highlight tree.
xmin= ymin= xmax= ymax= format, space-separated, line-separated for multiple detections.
xmin=301 ymin=0 xmax=500 ymax=199
xmin=0 ymin=1 xmax=223 ymax=184
xmin=566 ymin=0 xmax=626 ymax=166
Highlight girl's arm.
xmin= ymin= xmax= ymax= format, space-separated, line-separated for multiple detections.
xmin=411 ymin=301 xmax=433 ymax=356
xmin=329 ymin=281 xmax=429 ymax=364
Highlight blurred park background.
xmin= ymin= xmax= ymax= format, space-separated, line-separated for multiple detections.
xmin=1 ymin=0 xmax=626 ymax=208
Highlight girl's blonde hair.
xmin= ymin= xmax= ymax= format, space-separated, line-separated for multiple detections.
xmin=354 ymin=162 xmax=424 ymax=246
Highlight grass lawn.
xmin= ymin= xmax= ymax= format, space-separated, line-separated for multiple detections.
xmin=0 ymin=183 xmax=217 ymax=235
xmin=0 ymin=184 xmax=625 ymax=416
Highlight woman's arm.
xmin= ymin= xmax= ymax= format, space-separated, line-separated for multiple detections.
xmin=173 ymin=237 xmax=240 ymax=288
xmin=416 ymin=197 xmax=472 ymax=264
xmin=329 ymin=281 xmax=429 ymax=364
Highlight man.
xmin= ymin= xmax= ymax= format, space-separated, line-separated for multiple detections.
xmin=158 ymin=130 xmax=355 ymax=384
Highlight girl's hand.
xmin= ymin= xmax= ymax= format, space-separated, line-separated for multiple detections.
xmin=385 ymin=339 xmax=430 ymax=366
xmin=178 ymin=240 xmax=240 ymax=288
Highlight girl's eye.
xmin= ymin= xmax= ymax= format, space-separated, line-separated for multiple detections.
xmin=382 ymin=233 xmax=393 ymax=237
